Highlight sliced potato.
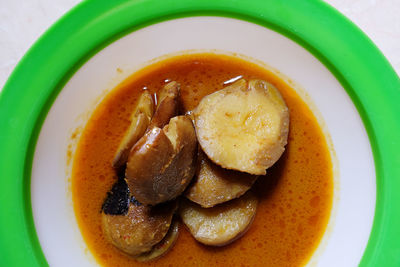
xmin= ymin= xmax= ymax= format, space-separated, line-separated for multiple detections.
xmin=126 ymin=115 xmax=197 ymax=205
xmin=102 ymin=201 xmax=176 ymax=256
xmin=185 ymin=150 xmax=258 ymax=208
xmin=193 ymin=79 xmax=289 ymax=175
xmin=112 ymin=90 xmax=154 ymax=168
xmin=148 ymin=81 xmax=180 ymax=129
xmin=179 ymin=191 xmax=258 ymax=246
xmin=135 ymin=219 xmax=179 ymax=262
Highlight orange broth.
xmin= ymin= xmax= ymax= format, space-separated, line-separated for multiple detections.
xmin=72 ymin=53 xmax=333 ymax=267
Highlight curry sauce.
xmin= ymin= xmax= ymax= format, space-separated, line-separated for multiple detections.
xmin=72 ymin=53 xmax=333 ymax=267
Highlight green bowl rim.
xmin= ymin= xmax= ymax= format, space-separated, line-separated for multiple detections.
xmin=0 ymin=0 xmax=399 ymax=266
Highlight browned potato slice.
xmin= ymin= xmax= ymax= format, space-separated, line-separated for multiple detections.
xmin=185 ymin=150 xmax=258 ymax=208
xmin=148 ymin=81 xmax=180 ymax=129
xmin=135 ymin=219 xmax=179 ymax=262
xmin=193 ymin=79 xmax=289 ymax=175
xmin=126 ymin=115 xmax=197 ymax=205
xmin=102 ymin=201 xmax=176 ymax=256
xmin=179 ymin=191 xmax=258 ymax=246
xmin=112 ymin=90 xmax=154 ymax=168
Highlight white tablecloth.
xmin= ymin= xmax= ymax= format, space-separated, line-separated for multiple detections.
xmin=1 ymin=0 xmax=399 ymax=89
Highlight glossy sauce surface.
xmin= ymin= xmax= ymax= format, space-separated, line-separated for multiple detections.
xmin=72 ymin=53 xmax=333 ymax=267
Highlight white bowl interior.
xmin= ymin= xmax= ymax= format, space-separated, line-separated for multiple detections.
xmin=31 ymin=17 xmax=375 ymax=267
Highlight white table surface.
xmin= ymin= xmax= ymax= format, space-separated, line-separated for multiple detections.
xmin=1 ymin=0 xmax=399 ymax=90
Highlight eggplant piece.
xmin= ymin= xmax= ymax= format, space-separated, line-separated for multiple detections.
xmin=126 ymin=115 xmax=197 ymax=205
xmin=112 ymin=90 xmax=154 ymax=168
xmin=148 ymin=81 xmax=180 ymax=129
xmin=135 ymin=219 xmax=179 ymax=262
xmin=102 ymin=200 xmax=176 ymax=256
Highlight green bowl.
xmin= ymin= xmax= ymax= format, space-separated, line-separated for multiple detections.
xmin=0 ymin=0 xmax=399 ymax=266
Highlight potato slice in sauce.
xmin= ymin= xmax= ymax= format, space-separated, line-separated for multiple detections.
xmin=185 ymin=150 xmax=258 ymax=208
xmin=112 ymin=90 xmax=154 ymax=168
xmin=193 ymin=79 xmax=289 ymax=175
xmin=179 ymin=191 xmax=258 ymax=246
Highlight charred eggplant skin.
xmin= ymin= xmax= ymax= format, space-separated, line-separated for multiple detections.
xmin=102 ymin=178 xmax=131 ymax=215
